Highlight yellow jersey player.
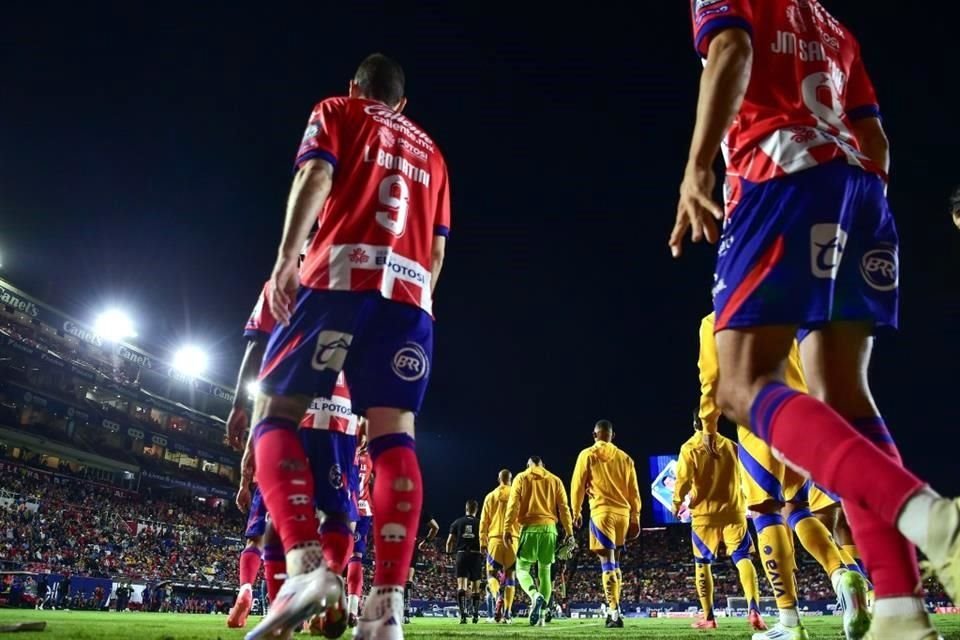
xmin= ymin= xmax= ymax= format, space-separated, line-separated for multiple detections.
xmin=569 ymin=419 xmax=641 ymax=629
xmin=674 ymin=411 xmax=765 ymax=632
xmin=699 ymin=312 xmax=870 ymax=640
xmin=479 ymin=469 xmax=518 ymax=624
xmin=503 ymin=456 xmax=574 ymax=627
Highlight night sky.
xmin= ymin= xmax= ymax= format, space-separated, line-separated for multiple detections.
xmin=3 ymin=4 xmax=959 ymax=527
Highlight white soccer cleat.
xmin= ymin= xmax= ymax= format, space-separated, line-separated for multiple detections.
xmin=919 ymin=498 xmax=960 ymax=606
xmin=752 ymin=623 xmax=810 ymax=640
xmin=244 ymin=563 xmax=341 ymax=640
xmin=836 ymin=570 xmax=871 ymax=639
xmin=352 ymin=586 xmax=405 ymax=640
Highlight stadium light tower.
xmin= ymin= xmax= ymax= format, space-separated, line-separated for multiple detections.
xmin=94 ymin=309 xmax=136 ymax=342
xmin=173 ymin=345 xmax=209 ymax=378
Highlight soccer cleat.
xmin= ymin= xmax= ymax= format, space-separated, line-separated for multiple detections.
xmin=227 ymin=588 xmax=253 ymax=628
xmin=752 ymin=623 xmax=810 ymax=640
xmin=459 ymin=616 xmax=467 ymax=624
xmin=749 ymin=610 xmax=769 ymax=631
xmin=528 ymin=594 xmax=546 ymax=626
xmin=837 ymin=570 xmax=871 ymax=640
xmin=347 ymin=614 xmax=358 ymax=629
xmin=919 ymin=497 xmax=960 ymax=606
xmin=691 ymin=617 xmax=718 ymax=629
xmin=544 ymin=608 xmax=553 ymax=624
xmin=503 ymin=615 xmax=513 ymax=624
xmin=352 ymin=586 xmax=405 ymax=640
xmin=863 ymin=612 xmax=942 ymax=640
xmin=494 ymin=596 xmax=504 ymax=622
xmin=245 ymin=564 xmax=341 ymax=640
xmin=320 ymin=578 xmax=348 ymax=639
xmin=472 ymin=612 xmax=479 ymax=624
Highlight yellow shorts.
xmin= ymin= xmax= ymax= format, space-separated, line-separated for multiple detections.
xmin=589 ymin=509 xmax=629 ymax=552
xmin=738 ymin=425 xmax=807 ymax=508
xmin=691 ymin=519 xmax=754 ymax=564
xmin=804 ymin=482 xmax=840 ymax=513
xmin=486 ymin=537 xmax=517 ymax=572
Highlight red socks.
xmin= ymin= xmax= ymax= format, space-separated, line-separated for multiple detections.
xmin=347 ymin=558 xmax=364 ymax=597
xmin=368 ymin=433 xmax=422 ymax=587
xmin=239 ymin=546 xmax=262 ymax=587
xmin=319 ymin=520 xmax=355 ymax=575
xmin=253 ymin=418 xmax=320 ymax=551
xmin=750 ymin=385 xmax=924 ymax=597
xmin=842 ymin=417 xmax=922 ymax=596
xmin=262 ymin=543 xmax=286 ymax=603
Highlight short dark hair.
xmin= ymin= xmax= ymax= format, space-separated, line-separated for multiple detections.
xmin=498 ymin=469 xmax=512 ymax=484
xmin=354 ymin=53 xmax=405 ymax=106
xmin=466 ymin=500 xmax=479 ymax=513
xmin=595 ymin=419 xmax=613 ymax=433
xmin=529 ymin=456 xmax=543 ymax=466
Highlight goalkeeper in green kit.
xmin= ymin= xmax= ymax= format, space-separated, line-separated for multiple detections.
xmin=503 ymin=456 xmax=574 ymax=626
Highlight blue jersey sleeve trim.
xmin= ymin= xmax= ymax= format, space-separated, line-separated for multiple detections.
xmin=694 ymin=16 xmax=753 ymax=58
xmin=294 ymin=149 xmax=338 ymax=173
xmin=434 ymin=225 xmax=450 ymax=238
xmin=846 ymin=104 xmax=881 ymax=122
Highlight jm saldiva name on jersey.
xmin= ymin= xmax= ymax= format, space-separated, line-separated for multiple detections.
xmin=363 ymin=146 xmax=431 ymax=188
xmin=772 ymin=31 xmax=849 ymax=95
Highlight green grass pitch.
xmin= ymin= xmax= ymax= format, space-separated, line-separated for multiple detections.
xmin=2 ymin=610 xmax=960 ymax=639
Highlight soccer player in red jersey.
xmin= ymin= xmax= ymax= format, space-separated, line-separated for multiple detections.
xmin=248 ymin=54 xmax=450 ymax=640
xmin=671 ymin=2 xmax=960 ymax=639
xmin=347 ymin=431 xmax=374 ymax=627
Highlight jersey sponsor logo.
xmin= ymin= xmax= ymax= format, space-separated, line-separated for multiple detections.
xmin=349 ymin=248 xmax=370 ymax=264
xmin=311 ymin=331 xmax=353 ymax=372
xmin=364 ymin=104 xmax=435 ymax=151
xmin=810 ymin=224 xmax=847 ymax=280
xmin=391 ymin=342 xmax=429 ymax=382
xmin=860 ymin=247 xmax=898 ymax=291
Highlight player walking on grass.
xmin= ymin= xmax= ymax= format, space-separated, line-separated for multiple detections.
xmin=479 ymin=470 xmax=518 ymax=624
xmin=673 ymin=411 xmax=765 ymax=633
xmin=247 ymin=52 xmax=450 ymax=640
xmin=504 ymin=457 xmax=574 ymax=627
xmin=699 ymin=312 xmax=869 ymax=640
xmin=447 ymin=501 xmax=484 ymax=624
xmin=673 ymin=3 xmax=960 ymax=638
xmin=569 ymin=420 xmax=641 ymax=629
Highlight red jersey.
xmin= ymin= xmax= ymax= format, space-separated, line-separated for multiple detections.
xmin=244 ymin=282 xmax=276 ymax=339
xmin=300 ymin=372 xmax=358 ymax=435
xmin=690 ymin=0 xmax=882 ymax=215
xmin=295 ymin=97 xmax=451 ymax=316
xmin=355 ymin=448 xmax=373 ymax=517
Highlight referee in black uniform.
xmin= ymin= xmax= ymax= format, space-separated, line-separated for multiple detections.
xmin=446 ymin=500 xmax=484 ymax=624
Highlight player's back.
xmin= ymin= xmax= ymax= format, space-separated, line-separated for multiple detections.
xmin=692 ymin=0 xmax=882 ymax=200
xmin=452 ymin=515 xmax=481 ymax=553
xmin=679 ymin=432 xmax=744 ymax=525
xmin=574 ymin=441 xmax=637 ymax=514
xmin=296 ymin=97 xmax=451 ymax=315
xmin=482 ymin=485 xmax=512 ymax=538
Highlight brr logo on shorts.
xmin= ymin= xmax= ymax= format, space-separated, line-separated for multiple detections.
xmin=391 ymin=342 xmax=429 ymax=382
xmin=311 ymin=331 xmax=353 ymax=372
xmin=861 ymin=247 xmax=898 ymax=291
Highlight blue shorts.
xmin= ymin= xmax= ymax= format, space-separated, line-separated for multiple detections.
xmin=354 ymin=515 xmax=373 ymax=557
xmin=300 ymin=428 xmax=359 ymax=521
xmin=245 ymin=486 xmax=267 ymax=539
xmin=259 ymin=289 xmax=434 ymax=414
xmin=713 ymin=161 xmax=898 ymax=333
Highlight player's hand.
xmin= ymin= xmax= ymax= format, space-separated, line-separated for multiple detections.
xmin=670 ymin=165 xmax=724 ymax=258
xmin=226 ymin=406 xmax=249 ymax=451
xmin=269 ymin=255 xmax=300 ymax=327
xmin=573 ymin=515 xmax=583 ymax=530
xmin=504 ymin=532 xmax=514 ymax=549
xmin=236 ymin=486 xmax=251 ymax=513
xmin=627 ymin=518 xmax=641 ymax=540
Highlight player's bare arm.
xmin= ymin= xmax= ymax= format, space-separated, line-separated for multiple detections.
xmin=227 ymin=337 xmax=267 ymax=449
xmin=430 ymin=234 xmax=446 ymax=294
xmin=237 ymin=425 xmax=256 ymax=512
xmin=850 ymin=117 xmax=890 ymax=174
xmin=670 ymin=28 xmax=753 ymax=258
xmin=418 ymin=518 xmax=440 ymax=551
xmin=445 ymin=533 xmax=455 ymax=554
xmin=270 ymin=157 xmax=335 ymax=326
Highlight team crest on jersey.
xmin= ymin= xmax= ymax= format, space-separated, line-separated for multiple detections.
xmin=311 ymin=331 xmax=353 ymax=372
xmin=378 ymin=126 xmax=397 ymax=148
xmin=302 ymin=123 xmax=320 ymax=142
